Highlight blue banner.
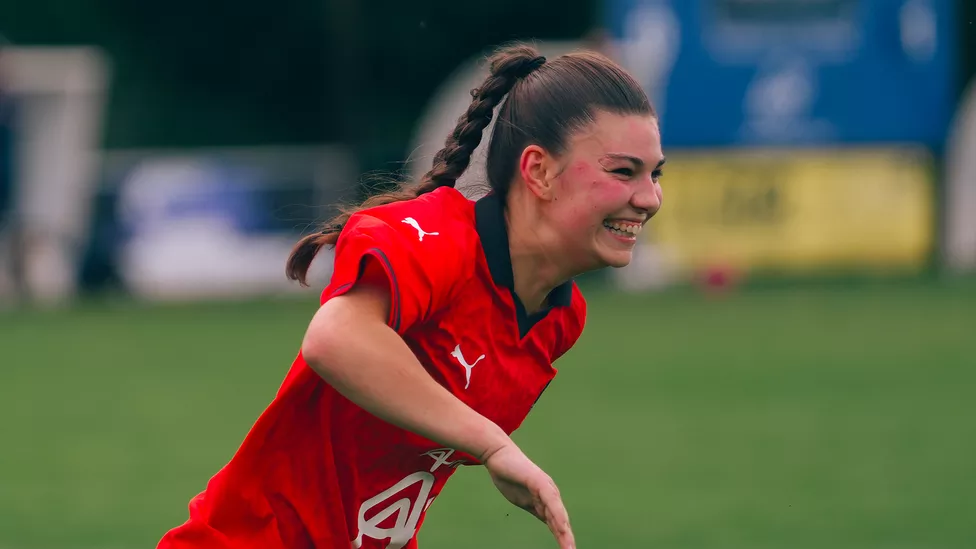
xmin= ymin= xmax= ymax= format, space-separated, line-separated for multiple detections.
xmin=605 ymin=0 xmax=957 ymax=148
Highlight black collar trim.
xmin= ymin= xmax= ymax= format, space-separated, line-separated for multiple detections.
xmin=474 ymin=192 xmax=573 ymax=309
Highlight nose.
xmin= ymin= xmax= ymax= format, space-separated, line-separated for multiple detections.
xmin=631 ymin=177 xmax=662 ymax=217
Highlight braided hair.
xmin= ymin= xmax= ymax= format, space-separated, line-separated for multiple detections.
xmin=287 ymin=42 xmax=652 ymax=286
xmin=286 ymin=46 xmax=546 ymax=285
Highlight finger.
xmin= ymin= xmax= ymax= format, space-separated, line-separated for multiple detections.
xmin=546 ymin=512 xmax=575 ymax=549
xmin=540 ymin=490 xmax=575 ymax=549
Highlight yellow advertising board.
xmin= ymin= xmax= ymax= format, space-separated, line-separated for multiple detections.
xmin=647 ymin=147 xmax=935 ymax=276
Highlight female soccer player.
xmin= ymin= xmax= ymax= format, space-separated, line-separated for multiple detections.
xmin=159 ymin=43 xmax=664 ymax=549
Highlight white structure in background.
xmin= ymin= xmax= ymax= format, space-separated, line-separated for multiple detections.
xmin=112 ymin=145 xmax=351 ymax=302
xmin=945 ymin=78 xmax=976 ymax=274
xmin=0 ymin=47 xmax=109 ymax=307
xmin=617 ymin=0 xmax=680 ymax=127
xmin=408 ymin=39 xmax=679 ymax=292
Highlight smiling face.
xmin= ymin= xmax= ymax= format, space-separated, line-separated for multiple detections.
xmin=527 ymin=110 xmax=665 ymax=271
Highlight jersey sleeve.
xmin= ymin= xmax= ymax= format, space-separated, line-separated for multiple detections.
xmin=322 ymin=209 xmax=468 ymax=335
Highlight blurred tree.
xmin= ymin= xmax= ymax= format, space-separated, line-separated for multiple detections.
xmin=0 ymin=0 xmax=333 ymax=147
xmin=324 ymin=0 xmax=600 ymax=175
xmin=0 ymin=0 xmax=596 ymax=160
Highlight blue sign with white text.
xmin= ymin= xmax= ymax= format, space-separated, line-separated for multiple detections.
xmin=605 ymin=0 xmax=956 ymax=148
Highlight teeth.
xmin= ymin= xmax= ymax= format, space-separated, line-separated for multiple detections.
xmin=603 ymin=221 xmax=641 ymax=236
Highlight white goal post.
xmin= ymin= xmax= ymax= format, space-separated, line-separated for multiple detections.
xmin=0 ymin=46 xmax=110 ymax=305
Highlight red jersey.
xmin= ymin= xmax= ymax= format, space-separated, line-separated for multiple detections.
xmin=158 ymin=187 xmax=587 ymax=549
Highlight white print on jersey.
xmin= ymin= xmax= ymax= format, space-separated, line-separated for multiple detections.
xmin=421 ymin=448 xmax=467 ymax=472
xmin=401 ymin=217 xmax=439 ymax=241
xmin=353 ymin=471 xmax=435 ymax=549
xmin=450 ymin=344 xmax=485 ymax=390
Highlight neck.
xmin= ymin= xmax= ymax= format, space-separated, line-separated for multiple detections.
xmin=504 ymin=188 xmax=573 ymax=313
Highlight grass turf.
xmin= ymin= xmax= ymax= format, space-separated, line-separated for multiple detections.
xmin=1 ymin=277 xmax=974 ymax=548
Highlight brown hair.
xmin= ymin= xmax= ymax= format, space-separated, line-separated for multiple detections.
xmin=286 ymin=42 xmax=653 ymax=285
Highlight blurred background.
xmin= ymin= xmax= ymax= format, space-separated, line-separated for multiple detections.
xmin=1 ymin=0 xmax=975 ymax=547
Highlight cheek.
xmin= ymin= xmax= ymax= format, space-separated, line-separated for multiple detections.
xmin=558 ymin=180 xmax=630 ymax=228
xmin=556 ymin=167 xmax=629 ymax=227
xmin=586 ymin=179 xmax=631 ymax=212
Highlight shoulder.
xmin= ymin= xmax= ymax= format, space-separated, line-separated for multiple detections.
xmin=352 ymin=186 xmax=473 ymax=226
xmin=343 ymin=187 xmax=477 ymax=257
xmin=332 ymin=187 xmax=481 ymax=304
xmin=324 ymin=187 xmax=481 ymax=329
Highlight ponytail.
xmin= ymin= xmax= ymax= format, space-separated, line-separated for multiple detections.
xmin=286 ymin=44 xmax=547 ymax=286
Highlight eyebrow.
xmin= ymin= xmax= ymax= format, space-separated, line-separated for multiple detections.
xmin=602 ymin=154 xmax=667 ymax=170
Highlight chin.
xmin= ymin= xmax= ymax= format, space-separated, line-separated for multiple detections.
xmin=598 ymin=250 xmax=634 ymax=269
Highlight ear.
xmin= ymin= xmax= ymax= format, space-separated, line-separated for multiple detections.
xmin=518 ymin=144 xmax=557 ymax=200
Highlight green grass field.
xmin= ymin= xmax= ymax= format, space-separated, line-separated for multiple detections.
xmin=2 ymin=278 xmax=975 ymax=548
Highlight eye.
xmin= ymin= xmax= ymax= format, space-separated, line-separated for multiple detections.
xmin=610 ymin=167 xmax=634 ymax=178
xmin=651 ymin=169 xmax=664 ymax=183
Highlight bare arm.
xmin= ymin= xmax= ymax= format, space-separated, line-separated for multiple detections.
xmin=302 ymin=260 xmax=576 ymax=548
xmin=301 ymin=261 xmax=510 ymax=462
